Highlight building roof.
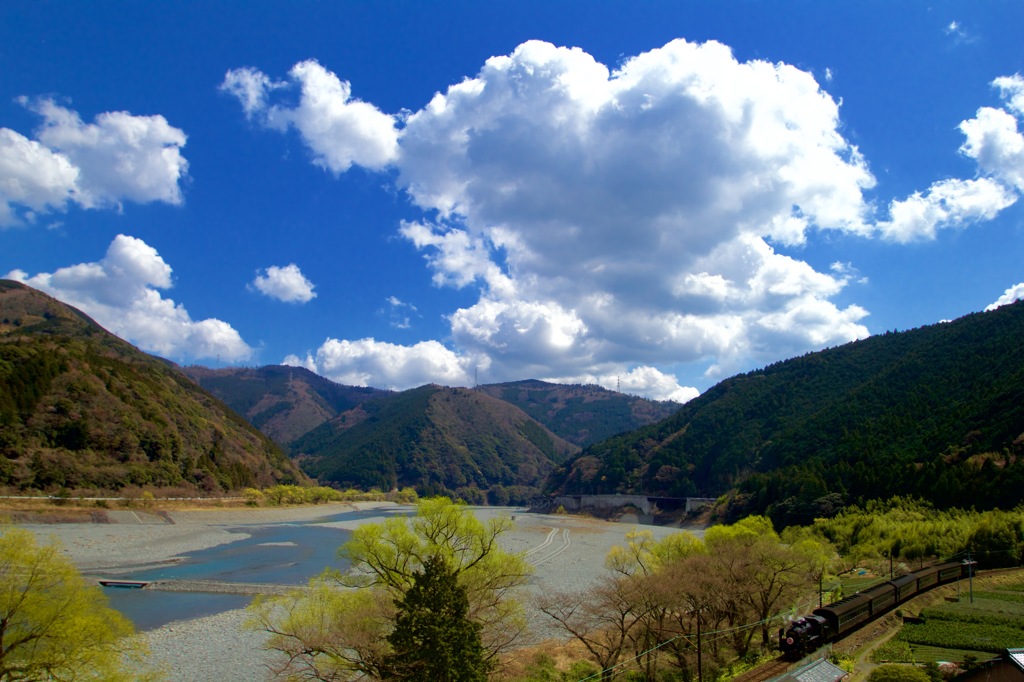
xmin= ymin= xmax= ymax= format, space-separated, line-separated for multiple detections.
xmin=1008 ymin=649 xmax=1024 ymax=673
xmin=775 ymin=658 xmax=848 ymax=682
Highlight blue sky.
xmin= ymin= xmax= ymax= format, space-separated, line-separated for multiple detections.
xmin=2 ymin=2 xmax=1023 ymax=401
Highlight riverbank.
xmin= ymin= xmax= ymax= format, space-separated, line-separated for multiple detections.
xmin=17 ymin=501 xmax=392 ymax=573
xmin=140 ymin=608 xmax=271 ymax=682
xmin=11 ymin=503 xmax=692 ymax=681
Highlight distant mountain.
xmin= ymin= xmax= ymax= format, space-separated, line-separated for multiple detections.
xmin=546 ymin=301 xmax=1024 ymax=526
xmin=293 ymin=384 xmax=580 ymax=503
xmin=0 ymin=280 xmax=306 ymax=493
xmin=182 ymin=365 xmax=388 ymax=447
xmin=185 ymin=368 xmax=678 ymax=453
xmin=475 ymin=379 xmax=680 ymax=447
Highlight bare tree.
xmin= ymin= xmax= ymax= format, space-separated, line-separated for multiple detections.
xmin=537 ymin=575 xmax=651 ymax=682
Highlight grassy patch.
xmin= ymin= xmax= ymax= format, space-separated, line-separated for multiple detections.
xmin=924 ymin=599 xmax=1024 ymax=624
xmin=873 ymin=641 xmax=996 ymax=665
xmin=972 ymin=590 xmax=1024 ymax=603
xmin=897 ymin=619 xmax=1024 ymax=654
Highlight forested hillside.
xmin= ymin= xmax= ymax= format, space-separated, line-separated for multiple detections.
xmin=475 ymin=379 xmax=680 ymax=447
xmin=294 ymin=384 xmax=579 ymax=503
xmin=187 ymin=369 xmax=677 ymax=453
xmin=547 ymin=301 xmax=1024 ymax=525
xmin=0 ymin=280 xmax=306 ymax=493
xmin=182 ymin=365 xmax=387 ymax=447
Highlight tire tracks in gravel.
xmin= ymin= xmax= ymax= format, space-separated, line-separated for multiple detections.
xmin=525 ymin=527 xmax=571 ymax=567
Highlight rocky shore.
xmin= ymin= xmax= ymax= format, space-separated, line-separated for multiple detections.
xmin=140 ymin=608 xmax=273 ymax=681
xmin=13 ymin=502 xmax=695 ymax=681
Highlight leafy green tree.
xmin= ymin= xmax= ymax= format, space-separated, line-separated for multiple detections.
xmin=338 ymin=497 xmax=533 ymax=657
xmin=0 ymin=528 xmax=155 ymax=681
xmin=705 ymin=516 xmax=811 ymax=649
xmin=965 ymin=510 xmax=1024 ymax=568
xmin=383 ymin=555 xmax=487 ymax=681
xmin=249 ymin=498 xmax=531 ymax=680
xmin=547 ymin=518 xmax=830 ymax=680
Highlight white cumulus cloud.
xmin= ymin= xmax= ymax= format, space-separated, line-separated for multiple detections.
xmin=251 ymin=263 xmax=317 ymax=303
xmin=6 ymin=235 xmax=252 ymax=362
xmin=986 ymin=283 xmax=1024 ymax=311
xmin=878 ymin=75 xmax=1024 ymax=242
xmin=392 ymin=40 xmax=876 ymax=387
xmin=221 ymin=60 xmax=399 ymax=173
xmin=230 ymin=44 xmax=1024 ymax=399
xmin=0 ymin=128 xmax=81 ymax=226
xmin=283 ymin=338 xmax=471 ymax=390
xmin=994 ymin=74 xmax=1024 ymax=117
xmin=877 ymin=177 xmax=1017 ymax=243
xmin=0 ymin=98 xmax=188 ymax=227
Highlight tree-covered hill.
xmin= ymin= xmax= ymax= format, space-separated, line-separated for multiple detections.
xmin=186 ymin=369 xmax=678 ymax=454
xmin=0 ymin=280 xmax=306 ymax=493
xmin=546 ymin=301 xmax=1024 ymax=526
xmin=293 ymin=384 xmax=580 ymax=503
xmin=182 ymin=364 xmax=388 ymax=447
xmin=475 ymin=379 xmax=680 ymax=447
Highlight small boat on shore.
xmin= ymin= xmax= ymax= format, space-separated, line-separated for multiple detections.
xmin=98 ymin=579 xmax=150 ymax=589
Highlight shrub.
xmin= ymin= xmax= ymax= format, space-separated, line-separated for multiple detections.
xmin=868 ymin=664 xmax=931 ymax=682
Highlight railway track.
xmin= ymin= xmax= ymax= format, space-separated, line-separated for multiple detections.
xmin=729 ymin=656 xmax=791 ymax=682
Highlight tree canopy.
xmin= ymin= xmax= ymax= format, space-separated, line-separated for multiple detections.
xmin=0 ymin=528 xmax=153 ymax=681
xmin=548 ymin=300 xmax=1024 ymax=522
xmin=249 ymin=498 xmax=532 ymax=681
xmin=542 ymin=517 xmax=836 ymax=681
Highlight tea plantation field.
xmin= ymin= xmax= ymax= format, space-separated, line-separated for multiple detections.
xmin=873 ymin=573 xmax=1024 ymax=664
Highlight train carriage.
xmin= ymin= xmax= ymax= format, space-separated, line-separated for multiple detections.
xmin=860 ymin=582 xmax=897 ymax=617
xmin=891 ymin=573 xmax=919 ymax=602
xmin=915 ymin=566 xmax=940 ymax=591
xmin=937 ymin=562 xmax=965 ymax=584
xmin=781 ymin=559 xmax=974 ymax=658
xmin=813 ymin=593 xmax=871 ymax=639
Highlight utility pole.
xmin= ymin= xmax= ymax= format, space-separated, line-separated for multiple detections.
xmin=696 ymin=610 xmax=702 ymax=682
xmin=964 ymin=551 xmax=977 ymax=604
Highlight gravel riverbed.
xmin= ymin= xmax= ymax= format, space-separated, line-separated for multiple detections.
xmin=17 ymin=503 xmax=701 ymax=681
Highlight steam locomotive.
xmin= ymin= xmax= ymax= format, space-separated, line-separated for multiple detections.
xmin=779 ymin=561 xmax=969 ymax=656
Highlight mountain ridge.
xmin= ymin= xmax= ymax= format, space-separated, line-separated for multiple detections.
xmin=0 ymin=280 xmax=307 ymax=493
xmin=546 ymin=301 xmax=1024 ymax=525
xmin=474 ymin=379 xmax=680 ymax=447
xmin=181 ymin=364 xmax=388 ymax=447
xmin=185 ymin=368 xmax=681 ymax=452
xmin=293 ymin=384 xmax=580 ymax=503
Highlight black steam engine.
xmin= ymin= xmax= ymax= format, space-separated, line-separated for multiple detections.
xmin=780 ymin=561 xmax=968 ymax=656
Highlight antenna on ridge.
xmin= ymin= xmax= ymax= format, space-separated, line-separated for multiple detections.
xmin=474 ymin=366 xmax=478 ymax=388
xmin=617 ymin=375 xmax=621 ymax=392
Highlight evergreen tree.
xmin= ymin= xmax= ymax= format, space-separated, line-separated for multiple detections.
xmin=384 ymin=554 xmax=488 ymax=681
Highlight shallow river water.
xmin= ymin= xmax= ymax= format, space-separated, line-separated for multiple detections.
xmin=103 ymin=507 xmax=407 ymax=630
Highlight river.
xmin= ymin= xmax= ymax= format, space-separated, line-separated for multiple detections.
xmin=103 ymin=507 xmax=407 ymax=630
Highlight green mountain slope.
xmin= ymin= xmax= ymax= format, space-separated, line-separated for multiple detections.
xmin=475 ymin=379 xmax=680 ymax=447
xmin=0 ymin=280 xmax=306 ymax=493
xmin=182 ymin=365 xmax=388 ymax=447
xmin=294 ymin=384 xmax=580 ymax=502
xmin=547 ymin=301 xmax=1024 ymax=525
